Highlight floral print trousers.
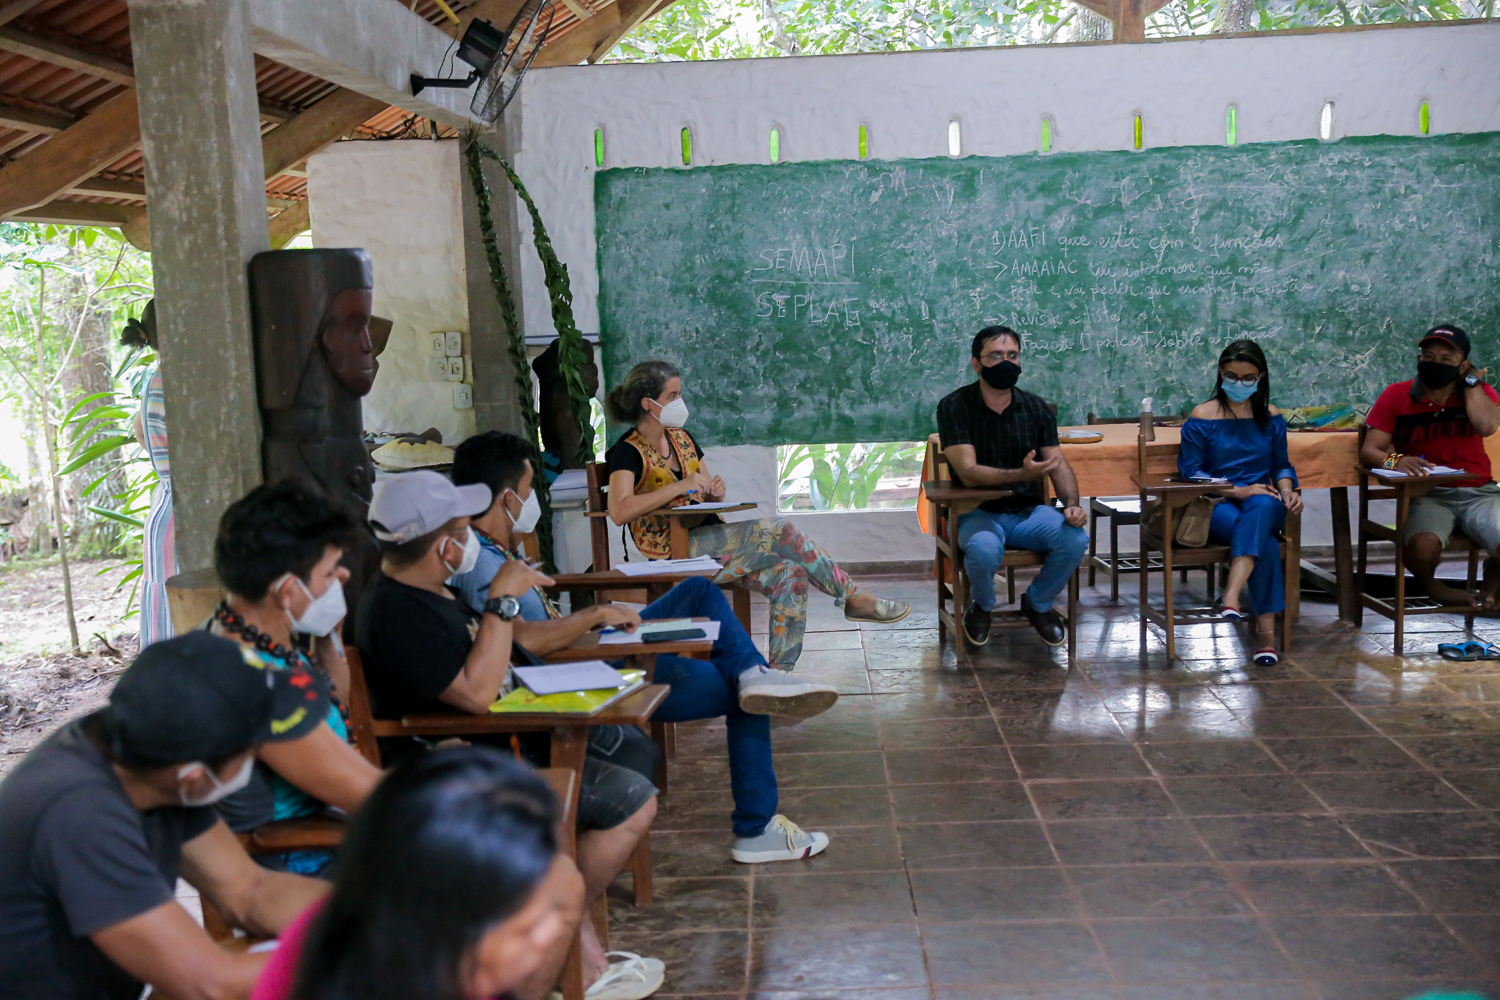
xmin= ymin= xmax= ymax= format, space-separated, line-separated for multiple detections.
xmin=690 ymin=517 xmax=862 ymax=672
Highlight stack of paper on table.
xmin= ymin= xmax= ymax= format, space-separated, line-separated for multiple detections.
xmin=1368 ymin=465 xmax=1466 ymax=479
xmin=491 ymin=667 xmax=646 ymax=715
xmin=598 ymin=619 xmax=722 ymax=644
xmin=614 ymin=555 xmax=723 ymax=576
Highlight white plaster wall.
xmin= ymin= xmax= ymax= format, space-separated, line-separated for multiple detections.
xmin=307 ymin=140 xmax=475 ymax=446
xmin=506 ymin=22 xmax=1500 ymax=566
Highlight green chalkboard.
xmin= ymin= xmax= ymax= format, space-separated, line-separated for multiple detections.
xmin=595 ymin=133 xmax=1500 ymax=446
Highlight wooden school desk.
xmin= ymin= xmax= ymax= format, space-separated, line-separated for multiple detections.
xmin=923 ymin=425 xmax=1500 ymax=624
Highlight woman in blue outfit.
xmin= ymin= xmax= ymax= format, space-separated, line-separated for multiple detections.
xmin=1178 ymin=339 xmax=1303 ymax=666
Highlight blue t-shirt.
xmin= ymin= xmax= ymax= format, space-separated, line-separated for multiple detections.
xmin=1178 ymin=413 xmax=1299 ymax=488
xmin=451 ymin=533 xmax=552 ymax=622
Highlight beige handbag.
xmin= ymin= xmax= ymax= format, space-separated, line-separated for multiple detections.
xmin=1144 ymin=495 xmax=1219 ymax=548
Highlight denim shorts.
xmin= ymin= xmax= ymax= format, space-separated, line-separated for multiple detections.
xmin=1405 ymin=483 xmax=1500 ymax=551
xmin=577 ymin=725 xmax=659 ymax=832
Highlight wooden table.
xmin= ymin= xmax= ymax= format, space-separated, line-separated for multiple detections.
xmin=549 ymin=566 xmax=721 ymax=607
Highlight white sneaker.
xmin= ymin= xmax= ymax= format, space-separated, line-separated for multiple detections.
xmin=737 ymin=665 xmax=838 ymax=720
xmin=585 ymin=952 xmax=664 ymax=1000
xmin=732 ymin=814 xmax=830 ymax=863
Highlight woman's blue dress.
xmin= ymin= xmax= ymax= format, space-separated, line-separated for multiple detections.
xmin=1177 ymin=413 xmax=1299 ymax=616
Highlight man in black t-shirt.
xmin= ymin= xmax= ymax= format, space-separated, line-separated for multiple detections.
xmin=354 ymin=470 xmax=665 ymax=993
xmin=935 ymin=325 xmax=1089 ymax=648
xmin=0 ymin=632 xmax=331 ymax=1000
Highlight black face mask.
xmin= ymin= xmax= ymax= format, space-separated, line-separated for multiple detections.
xmin=1417 ymin=360 xmax=1462 ymax=390
xmin=980 ymin=360 xmax=1021 ymax=391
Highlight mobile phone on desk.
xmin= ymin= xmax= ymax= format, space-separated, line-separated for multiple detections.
xmin=641 ymin=628 xmax=707 ymax=643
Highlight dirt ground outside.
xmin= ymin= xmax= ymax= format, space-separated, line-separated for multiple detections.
xmin=0 ymin=556 xmax=141 ymax=778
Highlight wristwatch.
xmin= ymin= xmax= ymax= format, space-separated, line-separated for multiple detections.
xmin=484 ymin=595 xmax=522 ymax=621
xmin=1464 ymin=373 xmax=1483 ymax=389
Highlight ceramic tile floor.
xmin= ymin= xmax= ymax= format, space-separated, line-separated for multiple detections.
xmin=607 ymin=573 xmax=1500 ymax=1000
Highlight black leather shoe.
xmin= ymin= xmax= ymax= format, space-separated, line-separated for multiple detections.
xmin=1022 ymin=594 xmax=1067 ymax=648
xmin=962 ymin=601 xmax=991 ymax=646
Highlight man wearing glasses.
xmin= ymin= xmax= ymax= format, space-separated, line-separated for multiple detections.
xmin=935 ymin=325 xmax=1089 ymax=648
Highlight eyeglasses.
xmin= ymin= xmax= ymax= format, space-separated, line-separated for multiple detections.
xmin=1221 ymin=373 xmax=1261 ymax=387
xmin=979 ymin=352 xmax=1016 ymax=364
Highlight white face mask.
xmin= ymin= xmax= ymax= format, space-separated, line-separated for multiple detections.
xmin=506 ymin=488 xmax=543 ymax=535
xmin=178 ymin=756 xmax=254 ymax=807
xmin=442 ymin=528 xmax=482 ymax=577
xmin=277 ymin=574 xmax=346 ymax=638
xmin=655 ymin=397 xmax=689 ymax=428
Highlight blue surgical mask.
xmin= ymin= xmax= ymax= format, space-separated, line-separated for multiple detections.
xmin=1221 ymin=378 xmax=1259 ymax=403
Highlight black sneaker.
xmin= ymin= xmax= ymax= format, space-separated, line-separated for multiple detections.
xmin=1022 ymin=593 xmax=1067 ymax=648
xmin=962 ymin=601 xmax=991 ymax=646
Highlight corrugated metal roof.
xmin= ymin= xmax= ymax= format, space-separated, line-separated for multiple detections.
xmin=0 ymin=0 xmax=609 ymax=222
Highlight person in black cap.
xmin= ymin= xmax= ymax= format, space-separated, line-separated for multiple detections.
xmin=1362 ymin=324 xmax=1500 ymax=606
xmin=0 ymin=632 xmax=332 ymax=1000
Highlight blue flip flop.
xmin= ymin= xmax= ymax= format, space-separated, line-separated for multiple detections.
xmin=1437 ymin=640 xmax=1500 ymax=661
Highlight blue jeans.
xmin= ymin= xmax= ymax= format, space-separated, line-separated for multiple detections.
xmin=1209 ymin=494 xmax=1286 ymax=616
xmin=628 ymin=577 xmax=776 ymax=837
xmin=958 ymin=505 xmax=1089 ymax=613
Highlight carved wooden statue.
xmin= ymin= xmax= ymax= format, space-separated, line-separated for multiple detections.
xmin=248 ymin=248 xmax=378 ymax=511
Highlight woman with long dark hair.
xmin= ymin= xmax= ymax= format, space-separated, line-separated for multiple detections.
xmin=1178 ymin=339 xmax=1303 ymax=666
xmin=251 ymin=746 xmax=624 ymax=1000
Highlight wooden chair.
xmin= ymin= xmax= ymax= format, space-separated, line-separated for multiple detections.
xmin=1134 ymin=432 xmax=1300 ymax=662
xmin=1355 ymin=427 xmax=1479 ymax=654
xmin=926 ymin=437 xmax=1080 ymax=660
xmin=345 ymin=646 xmax=658 ymax=905
xmin=1082 ymin=414 xmax=1211 ymax=604
xmin=584 ymin=461 xmax=753 ymax=632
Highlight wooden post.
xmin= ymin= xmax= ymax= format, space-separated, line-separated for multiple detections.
xmin=1072 ymin=0 xmax=1170 ymax=41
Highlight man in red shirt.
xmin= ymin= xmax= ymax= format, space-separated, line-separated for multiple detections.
xmin=1360 ymin=325 xmax=1500 ymax=606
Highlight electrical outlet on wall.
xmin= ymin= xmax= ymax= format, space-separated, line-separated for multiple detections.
xmin=453 ymin=383 xmax=473 ymax=409
xmin=447 ymin=357 xmax=465 ymax=382
xmin=429 ymin=333 xmax=447 ymax=356
xmin=429 ymin=357 xmax=449 ymax=380
xmin=445 ymin=331 xmax=463 ymax=357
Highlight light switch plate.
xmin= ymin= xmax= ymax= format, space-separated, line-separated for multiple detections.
xmin=428 ymin=357 xmax=448 ymax=379
xmin=446 ymin=357 xmax=464 ymax=381
xmin=445 ymin=331 xmax=463 ymax=357
xmin=453 ymin=383 xmax=473 ymax=409
xmin=429 ymin=333 xmax=447 ymax=356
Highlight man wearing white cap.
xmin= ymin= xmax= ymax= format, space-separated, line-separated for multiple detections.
xmin=355 ymin=471 xmax=664 ymax=1000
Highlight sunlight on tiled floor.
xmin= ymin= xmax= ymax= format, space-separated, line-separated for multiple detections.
xmin=608 ymin=573 xmax=1500 ymax=1000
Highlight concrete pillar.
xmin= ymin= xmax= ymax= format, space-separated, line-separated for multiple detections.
xmin=129 ymin=0 xmax=269 ymax=571
xmin=463 ymin=113 xmax=529 ymax=437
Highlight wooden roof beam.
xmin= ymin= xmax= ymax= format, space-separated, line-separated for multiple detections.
xmin=0 ymin=87 xmax=138 ymax=217
xmin=12 ymin=199 xmax=134 ymax=226
xmin=68 ymin=176 xmax=145 ymax=198
xmin=0 ymin=0 xmax=49 ymax=28
xmin=0 ymin=26 xmax=134 ymax=87
xmin=0 ymin=98 xmax=74 ymax=134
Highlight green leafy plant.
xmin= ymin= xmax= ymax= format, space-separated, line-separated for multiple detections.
xmin=778 ymin=441 xmax=923 ymax=511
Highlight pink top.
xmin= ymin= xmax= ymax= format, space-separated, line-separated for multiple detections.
xmin=250 ymin=899 xmax=324 ymax=1000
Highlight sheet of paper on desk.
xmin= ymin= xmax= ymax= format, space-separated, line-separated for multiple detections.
xmin=678 ymin=501 xmax=747 ymax=511
xmin=614 ymin=555 xmax=723 ymax=576
xmin=513 ymin=661 xmax=630 ymax=695
xmin=1369 ymin=465 xmax=1466 ymax=478
xmin=599 ymin=619 xmax=721 ymax=644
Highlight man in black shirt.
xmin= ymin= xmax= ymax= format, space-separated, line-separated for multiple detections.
xmin=935 ymin=325 xmax=1088 ymax=647
xmin=0 ymin=632 xmax=331 ymax=1000
xmin=355 ymin=470 xmax=665 ymax=994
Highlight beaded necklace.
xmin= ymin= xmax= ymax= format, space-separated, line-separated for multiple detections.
xmin=212 ymin=601 xmax=354 ymax=734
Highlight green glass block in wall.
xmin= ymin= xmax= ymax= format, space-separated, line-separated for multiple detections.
xmin=769 ymin=127 xmax=780 ymax=163
xmin=594 ymin=127 xmax=604 ymax=167
xmin=1041 ymin=118 xmax=1052 ymax=153
xmin=1133 ymin=114 xmax=1143 ymax=150
xmin=680 ymin=126 xmax=691 ymax=166
xmin=858 ymin=124 xmax=868 ymax=159
xmin=1420 ymin=101 xmax=1430 ymax=135
xmin=1226 ymin=106 xmax=1238 ymax=146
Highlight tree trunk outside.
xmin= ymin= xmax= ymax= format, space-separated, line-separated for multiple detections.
xmin=61 ymin=306 xmax=125 ymax=553
xmin=1210 ymin=0 xmax=1254 ymax=32
xmin=1070 ymin=4 xmax=1114 ymax=40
